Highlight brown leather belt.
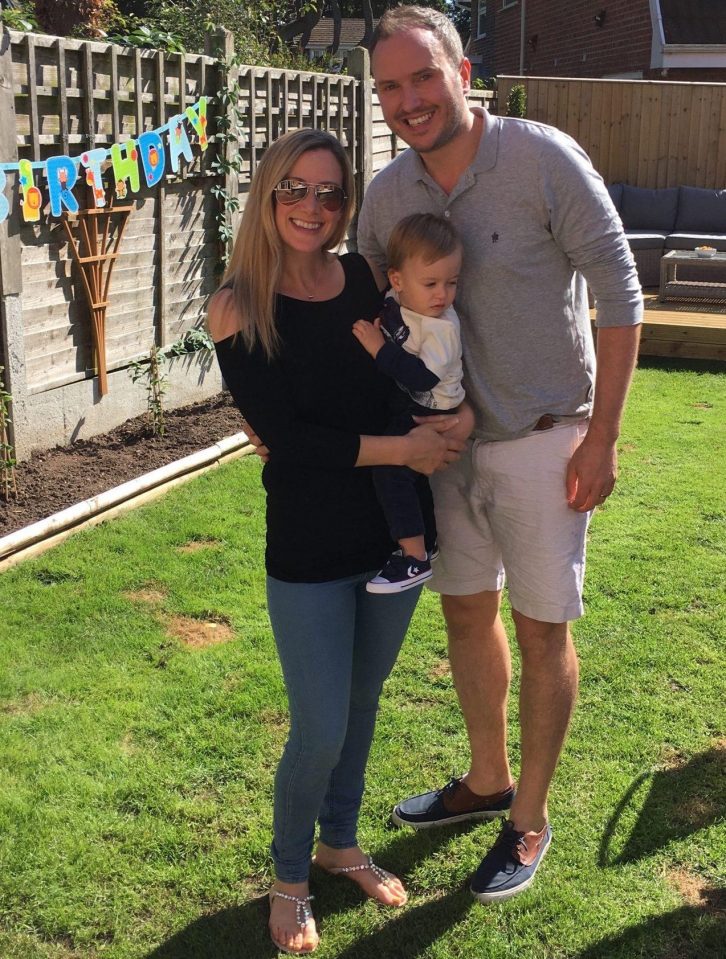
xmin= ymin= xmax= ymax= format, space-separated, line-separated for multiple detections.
xmin=532 ymin=414 xmax=558 ymax=431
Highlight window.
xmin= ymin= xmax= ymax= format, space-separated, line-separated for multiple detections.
xmin=477 ymin=1 xmax=487 ymax=38
xmin=502 ymin=0 xmax=518 ymax=8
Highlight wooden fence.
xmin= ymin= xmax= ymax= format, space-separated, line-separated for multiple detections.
xmin=498 ymin=75 xmax=726 ymax=189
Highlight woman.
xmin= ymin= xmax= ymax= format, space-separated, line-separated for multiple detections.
xmin=207 ymin=129 xmax=465 ymax=955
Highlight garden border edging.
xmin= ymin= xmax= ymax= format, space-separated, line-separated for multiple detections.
xmin=0 ymin=432 xmax=253 ymax=572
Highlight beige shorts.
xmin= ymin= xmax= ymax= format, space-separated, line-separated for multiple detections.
xmin=428 ymin=420 xmax=591 ymax=623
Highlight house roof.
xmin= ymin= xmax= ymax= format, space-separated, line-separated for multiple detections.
xmin=293 ymin=17 xmax=377 ymax=50
xmin=660 ymin=0 xmax=726 ymax=45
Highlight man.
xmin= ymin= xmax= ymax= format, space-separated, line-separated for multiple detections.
xmin=357 ymin=6 xmax=642 ymax=903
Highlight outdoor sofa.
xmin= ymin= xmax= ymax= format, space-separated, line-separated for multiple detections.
xmin=607 ymin=183 xmax=726 ymax=288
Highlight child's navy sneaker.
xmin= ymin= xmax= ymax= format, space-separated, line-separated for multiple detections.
xmin=470 ymin=819 xmax=552 ymax=902
xmin=366 ymin=552 xmax=432 ymax=593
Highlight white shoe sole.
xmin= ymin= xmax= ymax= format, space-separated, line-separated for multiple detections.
xmin=366 ymin=570 xmax=433 ymax=594
xmin=390 ymin=806 xmax=507 ymax=829
xmin=470 ymin=834 xmax=551 ymax=902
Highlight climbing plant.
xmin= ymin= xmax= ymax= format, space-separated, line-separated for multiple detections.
xmin=210 ymin=56 xmax=245 ymax=266
xmin=0 ymin=366 xmax=17 ymax=501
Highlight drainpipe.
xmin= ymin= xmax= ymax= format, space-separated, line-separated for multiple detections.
xmin=519 ymin=0 xmax=527 ymax=75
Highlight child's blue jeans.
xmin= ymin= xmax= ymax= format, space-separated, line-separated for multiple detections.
xmin=266 ymin=571 xmax=421 ymax=883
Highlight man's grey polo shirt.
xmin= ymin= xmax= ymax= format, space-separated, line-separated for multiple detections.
xmin=357 ymin=108 xmax=643 ymax=443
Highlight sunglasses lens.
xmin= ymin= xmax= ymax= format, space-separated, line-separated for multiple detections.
xmin=317 ymin=186 xmax=345 ymax=212
xmin=275 ymin=181 xmax=307 ymax=205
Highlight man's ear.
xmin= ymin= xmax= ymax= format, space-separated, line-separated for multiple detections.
xmin=388 ymin=268 xmax=402 ymax=292
xmin=459 ymin=57 xmax=472 ymax=94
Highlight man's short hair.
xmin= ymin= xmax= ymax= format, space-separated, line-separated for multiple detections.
xmin=370 ymin=5 xmax=465 ymax=70
xmin=387 ymin=213 xmax=462 ymax=269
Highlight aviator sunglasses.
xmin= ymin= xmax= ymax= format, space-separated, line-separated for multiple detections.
xmin=273 ymin=179 xmax=347 ymax=212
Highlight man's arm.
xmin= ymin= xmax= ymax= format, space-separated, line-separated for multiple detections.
xmin=566 ymin=324 xmax=640 ymax=512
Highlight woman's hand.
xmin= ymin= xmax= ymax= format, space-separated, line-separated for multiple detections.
xmin=413 ymin=399 xmax=475 ymax=446
xmin=239 ymin=417 xmax=270 ymax=463
xmin=404 ymin=420 xmax=465 ymax=475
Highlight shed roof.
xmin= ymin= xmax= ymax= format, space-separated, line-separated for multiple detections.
xmin=293 ymin=18 xmax=377 ymax=49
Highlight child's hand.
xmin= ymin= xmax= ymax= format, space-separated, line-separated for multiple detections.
xmin=352 ymin=317 xmax=386 ymax=358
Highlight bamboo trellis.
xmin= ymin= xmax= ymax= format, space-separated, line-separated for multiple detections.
xmin=62 ymin=201 xmax=133 ymax=395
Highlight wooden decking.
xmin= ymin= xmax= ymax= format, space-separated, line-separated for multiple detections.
xmin=591 ymin=294 xmax=726 ymax=362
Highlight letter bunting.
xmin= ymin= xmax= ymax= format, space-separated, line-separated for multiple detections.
xmin=0 ymin=97 xmax=208 ymax=223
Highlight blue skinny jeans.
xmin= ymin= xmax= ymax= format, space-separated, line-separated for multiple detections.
xmin=266 ymin=571 xmax=421 ymax=883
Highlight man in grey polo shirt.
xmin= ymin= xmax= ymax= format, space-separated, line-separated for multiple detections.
xmin=357 ymin=6 xmax=642 ymax=902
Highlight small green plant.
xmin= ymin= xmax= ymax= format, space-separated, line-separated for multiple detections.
xmin=104 ymin=21 xmax=186 ymax=53
xmin=210 ymin=55 xmax=246 ymax=266
xmin=0 ymin=366 xmax=17 ymax=501
xmin=0 ymin=1 xmax=39 ymax=32
xmin=128 ymin=330 xmax=214 ymax=437
xmin=506 ymin=83 xmax=527 ymax=118
xmin=129 ymin=345 xmax=168 ymax=437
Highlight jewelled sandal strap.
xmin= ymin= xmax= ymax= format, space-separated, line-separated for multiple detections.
xmin=332 ymin=857 xmax=391 ymax=885
xmin=270 ymin=890 xmax=315 ymax=926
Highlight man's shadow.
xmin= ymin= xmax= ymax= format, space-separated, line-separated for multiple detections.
xmin=144 ymin=823 xmax=479 ymax=959
xmin=583 ymin=743 xmax=726 ymax=958
xmin=599 ymin=744 xmax=724 ymax=866
xmin=576 ymin=889 xmax=726 ymax=959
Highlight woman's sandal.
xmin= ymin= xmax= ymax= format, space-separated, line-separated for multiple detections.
xmin=315 ymin=855 xmax=407 ymax=906
xmin=268 ymin=889 xmax=319 ymax=955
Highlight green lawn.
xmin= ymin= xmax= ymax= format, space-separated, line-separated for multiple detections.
xmin=0 ymin=360 xmax=724 ymax=959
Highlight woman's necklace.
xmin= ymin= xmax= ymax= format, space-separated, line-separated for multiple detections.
xmin=283 ymin=258 xmax=329 ymax=301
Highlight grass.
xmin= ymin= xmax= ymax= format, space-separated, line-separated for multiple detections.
xmin=0 ymin=359 xmax=724 ymax=959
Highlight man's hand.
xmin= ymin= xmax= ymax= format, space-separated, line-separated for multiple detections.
xmin=352 ymin=317 xmax=386 ymax=358
xmin=239 ymin=417 xmax=270 ymax=463
xmin=566 ymin=426 xmax=617 ymax=512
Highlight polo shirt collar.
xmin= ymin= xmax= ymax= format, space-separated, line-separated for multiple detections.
xmin=410 ymin=105 xmax=500 ymax=187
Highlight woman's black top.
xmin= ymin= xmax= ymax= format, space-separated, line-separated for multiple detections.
xmin=214 ymin=253 xmax=396 ymax=583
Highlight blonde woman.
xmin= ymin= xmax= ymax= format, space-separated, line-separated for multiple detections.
xmin=207 ymin=129 xmax=467 ymax=955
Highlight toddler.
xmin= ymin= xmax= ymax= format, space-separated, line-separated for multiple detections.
xmin=353 ymin=213 xmax=465 ymax=593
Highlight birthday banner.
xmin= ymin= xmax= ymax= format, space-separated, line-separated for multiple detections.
xmin=0 ymin=97 xmax=208 ymax=223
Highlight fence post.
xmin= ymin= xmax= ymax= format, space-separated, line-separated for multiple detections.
xmin=206 ymin=27 xmax=241 ymax=244
xmin=346 ymin=46 xmax=373 ymax=211
xmin=0 ymin=29 xmax=27 ymax=455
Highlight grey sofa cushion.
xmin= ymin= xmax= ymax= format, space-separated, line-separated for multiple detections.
xmin=607 ymin=182 xmax=623 ymax=211
xmin=625 ymin=232 xmax=667 ymax=251
xmin=665 ymin=233 xmax=726 ymax=252
xmin=675 ymin=186 xmax=726 ymax=233
xmin=620 ymin=185 xmax=679 ymax=231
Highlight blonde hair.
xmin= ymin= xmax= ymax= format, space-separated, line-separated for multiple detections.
xmin=222 ymin=129 xmax=355 ymax=359
xmin=370 ymin=5 xmax=465 ymax=71
xmin=387 ymin=213 xmax=462 ymax=271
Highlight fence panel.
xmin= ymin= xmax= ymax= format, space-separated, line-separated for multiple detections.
xmin=498 ymin=75 xmax=726 ymax=188
xmin=7 ymin=31 xmax=220 ymax=394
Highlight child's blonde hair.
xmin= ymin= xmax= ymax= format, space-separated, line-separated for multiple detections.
xmin=386 ymin=213 xmax=462 ymax=271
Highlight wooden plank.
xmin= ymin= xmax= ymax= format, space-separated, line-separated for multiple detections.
xmin=156 ymin=50 xmax=167 ymax=346
xmin=82 ymin=40 xmax=94 ymax=150
xmin=55 ymin=38 xmax=69 ymax=155
xmin=134 ymin=47 xmax=143 ymax=135
xmin=0 ymin=31 xmax=22 ymax=296
xmin=110 ymin=43 xmax=120 ymax=143
xmin=26 ymin=33 xmax=40 ymax=160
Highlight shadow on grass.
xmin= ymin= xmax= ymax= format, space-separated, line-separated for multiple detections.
xmin=599 ymin=744 xmax=725 ymax=866
xmin=145 ymin=822 xmax=481 ymax=959
xmin=576 ymin=889 xmax=726 ymax=959
xmin=636 ymin=356 xmax=726 ymax=374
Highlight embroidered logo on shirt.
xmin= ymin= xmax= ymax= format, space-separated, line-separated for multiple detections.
xmin=380 ymin=296 xmax=410 ymax=346
xmin=492 ymin=232 xmax=499 ymax=243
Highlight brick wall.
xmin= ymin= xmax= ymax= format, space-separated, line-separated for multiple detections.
xmin=490 ymin=0 xmax=653 ymax=78
xmin=469 ymin=0 xmax=726 ymax=84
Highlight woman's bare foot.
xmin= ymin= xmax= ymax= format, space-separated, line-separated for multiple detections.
xmin=268 ymin=881 xmax=319 ymax=955
xmin=313 ymin=842 xmax=407 ymax=906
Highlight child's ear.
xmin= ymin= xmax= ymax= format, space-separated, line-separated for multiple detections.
xmin=388 ymin=268 xmax=402 ymax=292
